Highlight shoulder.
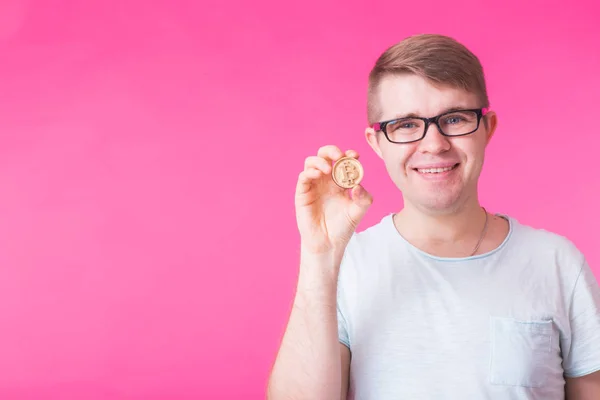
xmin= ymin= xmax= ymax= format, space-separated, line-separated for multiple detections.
xmin=506 ymin=216 xmax=586 ymax=282
xmin=338 ymin=213 xmax=396 ymax=278
xmin=344 ymin=214 xmax=396 ymax=257
xmin=510 ymin=216 xmax=584 ymax=262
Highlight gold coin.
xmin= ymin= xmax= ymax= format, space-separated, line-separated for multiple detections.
xmin=332 ymin=156 xmax=364 ymax=189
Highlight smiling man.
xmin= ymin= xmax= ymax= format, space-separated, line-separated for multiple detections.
xmin=267 ymin=34 xmax=600 ymax=399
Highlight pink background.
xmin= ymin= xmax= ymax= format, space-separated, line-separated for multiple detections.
xmin=0 ymin=0 xmax=598 ymax=398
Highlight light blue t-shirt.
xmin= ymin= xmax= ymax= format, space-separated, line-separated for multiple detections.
xmin=337 ymin=214 xmax=600 ymax=399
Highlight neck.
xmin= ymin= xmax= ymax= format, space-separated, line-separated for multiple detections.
xmin=394 ymin=196 xmax=486 ymax=244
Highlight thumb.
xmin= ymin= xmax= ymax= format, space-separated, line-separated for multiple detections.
xmin=348 ymin=184 xmax=373 ymax=221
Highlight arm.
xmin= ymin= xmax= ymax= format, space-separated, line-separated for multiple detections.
xmin=563 ymin=257 xmax=600 ymax=399
xmin=566 ymin=370 xmax=600 ymax=399
xmin=267 ymin=252 xmax=350 ymax=400
xmin=268 ymin=145 xmax=370 ymax=399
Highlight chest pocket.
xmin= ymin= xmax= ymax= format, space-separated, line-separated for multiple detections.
xmin=489 ymin=316 xmax=556 ymax=388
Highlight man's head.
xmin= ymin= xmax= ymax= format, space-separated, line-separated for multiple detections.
xmin=365 ymin=34 xmax=498 ymax=215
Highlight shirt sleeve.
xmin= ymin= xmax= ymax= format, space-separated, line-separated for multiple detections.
xmin=337 ymin=245 xmax=353 ymax=349
xmin=563 ymin=258 xmax=600 ymax=377
xmin=337 ymin=303 xmax=350 ymax=349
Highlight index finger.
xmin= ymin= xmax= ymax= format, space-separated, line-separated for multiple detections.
xmin=345 ymin=149 xmax=360 ymax=159
xmin=317 ymin=145 xmax=344 ymax=162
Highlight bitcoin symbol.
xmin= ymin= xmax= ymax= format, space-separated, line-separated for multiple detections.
xmin=341 ymin=162 xmax=356 ymax=186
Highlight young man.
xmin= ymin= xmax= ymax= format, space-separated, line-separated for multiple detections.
xmin=267 ymin=34 xmax=600 ymax=399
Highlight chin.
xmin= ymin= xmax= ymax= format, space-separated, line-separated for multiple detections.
xmin=410 ymin=191 xmax=465 ymax=213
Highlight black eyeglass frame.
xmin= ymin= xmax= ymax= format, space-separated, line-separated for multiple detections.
xmin=371 ymin=107 xmax=489 ymax=144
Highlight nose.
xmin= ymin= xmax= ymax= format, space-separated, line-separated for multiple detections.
xmin=416 ymin=123 xmax=451 ymax=154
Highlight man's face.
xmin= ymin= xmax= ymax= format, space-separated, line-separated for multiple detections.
xmin=365 ymin=74 xmax=497 ymax=214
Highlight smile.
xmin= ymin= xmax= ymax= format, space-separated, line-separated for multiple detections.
xmin=414 ymin=164 xmax=459 ymax=174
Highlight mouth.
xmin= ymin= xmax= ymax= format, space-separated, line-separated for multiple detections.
xmin=413 ymin=163 xmax=460 ymax=174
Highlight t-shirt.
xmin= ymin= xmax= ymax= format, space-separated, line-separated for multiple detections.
xmin=336 ymin=213 xmax=600 ymax=399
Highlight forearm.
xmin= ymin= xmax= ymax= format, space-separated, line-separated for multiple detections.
xmin=267 ymin=253 xmax=343 ymax=400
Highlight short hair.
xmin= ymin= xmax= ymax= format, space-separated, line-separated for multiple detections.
xmin=367 ymin=34 xmax=489 ymax=125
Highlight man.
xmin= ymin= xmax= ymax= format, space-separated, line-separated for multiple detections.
xmin=267 ymin=34 xmax=600 ymax=399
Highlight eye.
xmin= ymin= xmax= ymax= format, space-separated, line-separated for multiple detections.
xmin=445 ymin=116 xmax=464 ymax=124
xmin=442 ymin=111 xmax=476 ymax=125
xmin=400 ymin=122 xmax=418 ymax=128
xmin=385 ymin=118 xmax=423 ymax=134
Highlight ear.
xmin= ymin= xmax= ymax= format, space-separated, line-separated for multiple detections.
xmin=483 ymin=110 xmax=498 ymax=145
xmin=365 ymin=126 xmax=384 ymax=159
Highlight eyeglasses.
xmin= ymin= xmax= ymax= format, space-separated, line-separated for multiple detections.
xmin=372 ymin=108 xmax=489 ymax=144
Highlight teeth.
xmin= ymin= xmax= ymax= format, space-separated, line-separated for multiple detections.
xmin=417 ymin=166 xmax=454 ymax=174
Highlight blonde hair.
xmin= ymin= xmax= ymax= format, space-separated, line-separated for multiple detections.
xmin=367 ymin=34 xmax=489 ymax=125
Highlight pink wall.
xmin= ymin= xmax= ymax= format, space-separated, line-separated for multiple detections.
xmin=0 ymin=0 xmax=598 ymax=398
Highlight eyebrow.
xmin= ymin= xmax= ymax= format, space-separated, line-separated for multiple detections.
xmin=390 ymin=105 xmax=474 ymax=120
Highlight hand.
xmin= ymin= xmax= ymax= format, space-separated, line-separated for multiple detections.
xmin=295 ymin=145 xmax=373 ymax=256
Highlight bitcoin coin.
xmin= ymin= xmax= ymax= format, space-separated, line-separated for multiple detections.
xmin=332 ymin=156 xmax=364 ymax=189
